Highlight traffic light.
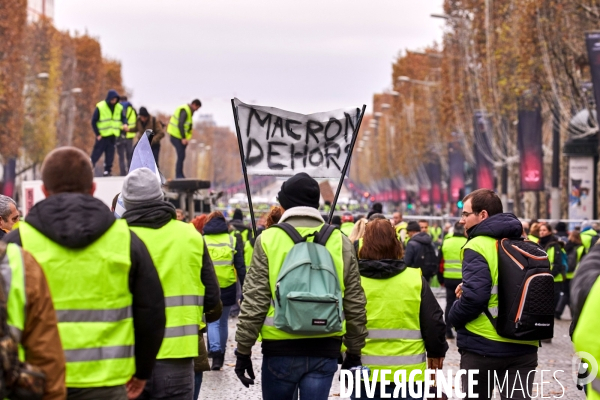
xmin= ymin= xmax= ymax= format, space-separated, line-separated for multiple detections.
xmin=457 ymin=188 xmax=465 ymax=209
xmin=407 ymin=203 xmax=414 ymax=210
xmin=457 ymin=200 xmax=464 ymax=209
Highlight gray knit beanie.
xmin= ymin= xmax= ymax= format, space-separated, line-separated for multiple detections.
xmin=121 ymin=168 xmax=163 ymax=210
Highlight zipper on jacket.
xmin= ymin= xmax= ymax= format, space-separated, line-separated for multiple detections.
xmin=289 ymin=298 xmax=338 ymax=304
xmin=515 ymin=273 xmax=553 ymax=325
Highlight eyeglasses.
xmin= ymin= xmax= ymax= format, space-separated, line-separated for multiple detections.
xmin=461 ymin=211 xmax=479 ymax=218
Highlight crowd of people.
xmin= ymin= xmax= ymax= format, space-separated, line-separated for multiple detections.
xmin=90 ymin=89 xmax=201 ymax=178
xmin=2 ymin=149 xmax=600 ymax=399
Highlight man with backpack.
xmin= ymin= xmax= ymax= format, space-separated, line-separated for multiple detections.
xmin=404 ymin=221 xmax=438 ymax=283
xmin=234 ymin=172 xmax=367 ymax=400
xmin=449 ymin=189 xmax=544 ymax=400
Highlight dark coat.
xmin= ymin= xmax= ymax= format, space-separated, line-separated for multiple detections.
xmin=204 ymin=216 xmax=246 ymax=306
xmin=358 ymin=258 xmax=448 ymax=358
xmin=571 ymin=243 xmax=600 ymax=336
xmin=448 ymin=213 xmax=538 ymax=357
xmin=5 ymin=193 xmax=166 ymax=380
xmin=404 ymin=232 xmax=433 ymax=267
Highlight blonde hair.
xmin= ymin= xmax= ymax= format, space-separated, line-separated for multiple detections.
xmin=349 ymin=218 xmax=368 ymax=242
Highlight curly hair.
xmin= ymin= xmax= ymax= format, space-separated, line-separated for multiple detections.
xmin=266 ymin=206 xmax=284 ymax=228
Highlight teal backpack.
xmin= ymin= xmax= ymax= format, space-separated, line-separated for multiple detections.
xmin=271 ymin=223 xmax=343 ymax=335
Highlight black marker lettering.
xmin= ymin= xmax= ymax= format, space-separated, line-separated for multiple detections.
xmin=271 ymin=116 xmax=284 ymax=139
xmin=247 ymin=108 xmax=272 ymax=140
xmin=306 ymin=120 xmax=323 ymax=145
xmin=325 ymin=142 xmax=341 ymax=171
xmin=267 ymin=142 xmax=287 ymax=170
xmin=290 ymin=144 xmax=308 ymax=170
xmin=285 ymin=119 xmax=302 ymax=140
xmin=309 ymin=147 xmax=324 ymax=167
xmin=245 ymin=138 xmax=264 ymax=166
xmin=344 ymin=112 xmax=356 ymax=142
xmin=324 ymin=118 xmax=342 ymax=141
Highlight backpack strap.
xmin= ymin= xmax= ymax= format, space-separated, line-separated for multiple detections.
xmin=272 ymin=222 xmax=306 ymax=244
xmin=315 ymin=224 xmax=337 ymax=246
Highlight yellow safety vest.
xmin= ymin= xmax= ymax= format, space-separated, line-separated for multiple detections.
xmin=573 ymin=277 xmax=600 ymax=400
xmin=130 ymin=220 xmax=205 ymax=359
xmin=582 ymin=230 xmax=599 ymax=252
xmin=167 ymin=104 xmax=193 ymax=140
xmin=527 ymin=235 xmax=539 ymax=244
xmin=20 ymin=220 xmax=135 ymax=388
xmin=1 ymin=243 xmax=26 ymax=361
xmin=566 ymin=246 xmax=585 ymax=280
xmin=124 ymin=105 xmax=137 ymax=139
xmin=204 ymin=233 xmax=238 ymax=288
xmin=547 ymin=245 xmax=566 ymax=283
xmin=259 ymin=224 xmax=346 ymax=340
xmin=461 ymin=236 xmax=539 ymax=347
xmin=96 ymin=101 xmax=124 ymax=137
xmin=340 ymin=222 xmax=354 ymax=237
xmin=361 ymin=267 xmax=426 ymax=382
xmin=395 ymin=222 xmax=407 ymax=242
xmin=442 ymin=235 xmax=467 ymax=280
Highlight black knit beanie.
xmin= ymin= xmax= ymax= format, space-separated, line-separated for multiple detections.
xmin=277 ymin=173 xmax=320 ymax=210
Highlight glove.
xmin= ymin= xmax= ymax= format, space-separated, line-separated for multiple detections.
xmin=234 ymin=349 xmax=255 ymax=388
xmin=341 ymin=352 xmax=362 ymax=370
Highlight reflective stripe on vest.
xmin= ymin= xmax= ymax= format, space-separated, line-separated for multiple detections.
xmin=20 ymin=220 xmax=135 ymax=388
xmin=461 ymin=236 xmax=539 ymax=347
xmin=260 ymin=224 xmax=346 ymax=341
xmin=573 ymin=278 xmax=600 ymax=400
xmin=1 ymin=244 xmax=26 ymax=360
xmin=361 ymin=267 xmax=426 ymax=382
xmin=96 ymin=101 xmax=124 ymax=137
xmin=130 ymin=220 xmax=205 ymax=359
xmin=167 ymin=104 xmax=193 ymax=140
xmin=442 ymin=235 xmax=467 ymax=280
xmin=567 ymin=246 xmax=585 ymax=280
xmin=205 ymin=233 xmax=237 ymax=288
xmin=124 ymin=105 xmax=137 ymax=139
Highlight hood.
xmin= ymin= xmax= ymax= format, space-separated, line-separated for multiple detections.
xmin=106 ymin=89 xmax=120 ymax=103
xmin=232 ymin=209 xmax=244 ymax=221
xmin=203 ymin=217 xmax=229 ymax=235
xmin=358 ymin=259 xmax=407 ymax=279
xmin=467 ymin=213 xmax=523 ymax=240
xmin=411 ymin=232 xmax=432 ymax=245
xmin=122 ymin=200 xmax=176 ymax=229
xmin=120 ymin=100 xmax=132 ymax=110
xmin=26 ymin=193 xmax=116 ymax=249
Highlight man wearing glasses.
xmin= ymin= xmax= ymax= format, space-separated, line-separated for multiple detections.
xmin=448 ymin=189 xmax=538 ymax=400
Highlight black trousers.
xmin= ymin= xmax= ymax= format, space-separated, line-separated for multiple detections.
xmin=90 ymin=135 xmax=116 ymax=175
xmin=116 ymin=137 xmax=133 ymax=176
xmin=170 ymin=136 xmax=187 ymax=178
xmin=444 ymin=278 xmax=461 ymax=336
xmin=151 ymin=143 xmax=161 ymax=168
xmin=460 ymin=350 xmax=538 ymax=400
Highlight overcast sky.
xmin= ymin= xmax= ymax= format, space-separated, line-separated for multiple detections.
xmin=54 ymin=0 xmax=445 ymax=129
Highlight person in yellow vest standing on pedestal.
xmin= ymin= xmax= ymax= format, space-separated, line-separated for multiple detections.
xmin=116 ymin=96 xmax=137 ymax=176
xmin=90 ymin=90 xmax=130 ymax=176
xmin=7 ymin=147 xmax=167 ymax=400
xmin=167 ymin=99 xmax=202 ymax=179
xmin=438 ymin=222 xmax=467 ymax=339
xmin=120 ymin=168 xmax=223 ymax=400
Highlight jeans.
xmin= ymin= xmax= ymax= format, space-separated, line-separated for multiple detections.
xmin=67 ymin=386 xmax=127 ymax=399
xmin=352 ymin=383 xmax=424 ymax=400
xmin=460 ymin=350 xmax=538 ymax=400
xmin=138 ymin=358 xmax=194 ymax=400
xmin=152 ymin=143 xmax=161 ymax=168
xmin=193 ymin=371 xmax=202 ymax=400
xmin=170 ymin=136 xmax=187 ymax=178
xmin=90 ymin=135 xmax=116 ymax=175
xmin=207 ymin=305 xmax=231 ymax=353
xmin=261 ymin=356 xmax=338 ymax=400
xmin=444 ymin=278 xmax=461 ymax=336
xmin=116 ymin=137 xmax=133 ymax=176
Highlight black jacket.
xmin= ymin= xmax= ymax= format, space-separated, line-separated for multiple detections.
xmin=358 ymin=258 xmax=448 ymax=358
xmin=539 ymin=234 xmax=565 ymax=278
xmin=204 ymin=216 xmax=246 ymax=306
xmin=571 ymin=243 xmax=600 ymax=336
xmin=448 ymin=213 xmax=538 ymax=357
xmin=230 ymin=219 xmax=253 ymax=243
xmin=404 ymin=232 xmax=433 ymax=267
xmin=122 ymin=200 xmax=221 ymax=313
xmin=5 ymin=193 xmax=166 ymax=380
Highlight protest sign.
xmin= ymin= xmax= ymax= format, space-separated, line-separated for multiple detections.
xmin=232 ymin=98 xmax=362 ymax=178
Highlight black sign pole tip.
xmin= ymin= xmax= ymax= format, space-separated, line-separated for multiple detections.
xmin=231 ymin=99 xmax=257 ymax=239
xmin=328 ymin=104 xmax=367 ymax=224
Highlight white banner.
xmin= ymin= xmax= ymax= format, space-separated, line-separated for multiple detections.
xmin=233 ymin=98 xmax=361 ymax=178
xmin=568 ymin=157 xmax=595 ymax=220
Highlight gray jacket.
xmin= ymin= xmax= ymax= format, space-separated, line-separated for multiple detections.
xmin=235 ymin=206 xmax=368 ymax=355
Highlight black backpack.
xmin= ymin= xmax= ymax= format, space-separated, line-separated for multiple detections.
xmin=414 ymin=243 xmax=438 ymax=277
xmin=492 ymin=238 xmax=554 ymax=340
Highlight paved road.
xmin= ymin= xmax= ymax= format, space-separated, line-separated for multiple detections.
xmin=198 ymin=289 xmax=586 ymax=399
